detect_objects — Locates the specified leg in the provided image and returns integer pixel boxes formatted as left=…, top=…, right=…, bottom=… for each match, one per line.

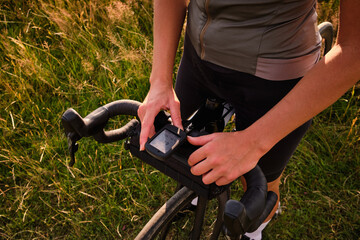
left=218, top=73, right=312, bottom=239
left=239, top=119, right=312, bottom=224
left=264, top=175, right=282, bottom=222
left=175, top=34, right=220, bottom=119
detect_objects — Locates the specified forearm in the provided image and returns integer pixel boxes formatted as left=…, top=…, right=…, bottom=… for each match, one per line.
left=151, top=0, right=187, bottom=86
left=138, top=0, right=187, bottom=148
left=246, top=44, right=360, bottom=154
left=245, top=0, right=360, bottom=154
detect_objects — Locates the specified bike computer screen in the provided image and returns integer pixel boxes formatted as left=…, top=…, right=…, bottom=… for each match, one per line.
left=145, top=124, right=186, bottom=161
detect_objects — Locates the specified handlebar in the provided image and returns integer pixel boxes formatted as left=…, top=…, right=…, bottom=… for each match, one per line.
left=318, top=22, right=334, bottom=56
left=224, top=165, right=278, bottom=238
left=61, top=99, right=141, bottom=166
left=61, top=99, right=277, bottom=238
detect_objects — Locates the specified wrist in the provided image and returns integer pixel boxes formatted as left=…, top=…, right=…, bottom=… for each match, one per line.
left=235, top=126, right=275, bottom=157
left=149, top=71, right=173, bottom=87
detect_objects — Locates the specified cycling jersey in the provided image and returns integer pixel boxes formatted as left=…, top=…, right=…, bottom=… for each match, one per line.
left=187, top=0, right=322, bottom=80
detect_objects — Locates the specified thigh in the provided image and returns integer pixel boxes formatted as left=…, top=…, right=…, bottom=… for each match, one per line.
left=214, top=72, right=310, bottom=182
left=175, top=56, right=207, bottom=119
left=175, top=37, right=219, bottom=119
left=235, top=78, right=312, bottom=182
left=216, top=72, right=301, bottom=130
left=258, top=119, right=311, bottom=182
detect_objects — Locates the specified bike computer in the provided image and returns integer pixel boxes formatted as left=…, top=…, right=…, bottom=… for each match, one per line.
left=145, top=124, right=187, bottom=161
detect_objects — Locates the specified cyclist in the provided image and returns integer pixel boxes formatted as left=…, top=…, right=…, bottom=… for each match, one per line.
left=137, top=0, right=360, bottom=239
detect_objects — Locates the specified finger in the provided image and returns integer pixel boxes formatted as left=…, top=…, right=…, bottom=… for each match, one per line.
left=187, top=134, right=216, bottom=146
left=139, top=112, right=157, bottom=151
left=190, top=158, right=212, bottom=176
left=188, top=143, right=211, bottom=166
left=201, top=163, right=231, bottom=185
left=215, top=167, right=243, bottom=186
left=169, top=102, right=183, bottom=130
left=201, top=170, right=221, bottom=185
left=139, top=124, right=153, bottom=151
left=215, top=176, right=232, bottom=186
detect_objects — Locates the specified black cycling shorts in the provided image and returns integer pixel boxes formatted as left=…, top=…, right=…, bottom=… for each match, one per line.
left=175, top=35, right=312, bottom=182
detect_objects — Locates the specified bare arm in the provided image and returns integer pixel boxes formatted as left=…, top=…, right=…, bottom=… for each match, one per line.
left=246, top=0, right=360, bottom=155
left=188, top=0, right=360, bottom=186
left=138, top=0, right=188, bottom=150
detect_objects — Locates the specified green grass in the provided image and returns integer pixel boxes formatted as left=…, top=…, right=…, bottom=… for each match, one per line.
left=0, top=0, right=359, bottom=239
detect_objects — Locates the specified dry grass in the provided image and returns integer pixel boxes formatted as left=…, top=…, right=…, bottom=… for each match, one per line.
left=0, top=0, right=359, bottom=239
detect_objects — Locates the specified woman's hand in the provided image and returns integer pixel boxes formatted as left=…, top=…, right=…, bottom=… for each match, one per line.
left=137, top=82, right=182, bottom=151
left=137, top=0, right=187, bottom=151
left=187, top=131, right=269, bottom=186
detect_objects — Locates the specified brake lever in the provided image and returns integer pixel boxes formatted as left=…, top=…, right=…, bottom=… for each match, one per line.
left=67, top=132, right=79, bottom=167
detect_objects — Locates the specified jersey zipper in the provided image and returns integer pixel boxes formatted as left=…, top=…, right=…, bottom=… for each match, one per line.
left=199, top=0, right=212, bottom=59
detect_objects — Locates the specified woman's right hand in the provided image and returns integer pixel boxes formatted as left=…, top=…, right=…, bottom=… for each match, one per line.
left=138, top=0, right=187, bottom=150
left=137, top=81, right=183, bottom=151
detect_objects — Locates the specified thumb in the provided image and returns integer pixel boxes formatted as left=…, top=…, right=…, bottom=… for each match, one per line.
left=187, top=134, right=216, bottom=146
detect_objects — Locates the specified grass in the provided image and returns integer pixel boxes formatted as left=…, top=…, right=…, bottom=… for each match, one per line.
left=0, top=0, right=359, bottom=239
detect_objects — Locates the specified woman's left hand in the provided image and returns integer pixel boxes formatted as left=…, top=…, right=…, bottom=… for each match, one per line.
left=187, top=131, right=268, bottom=186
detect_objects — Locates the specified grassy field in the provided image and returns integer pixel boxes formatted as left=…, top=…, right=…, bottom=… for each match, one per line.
left=0, top=0, right=359, bottom=239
